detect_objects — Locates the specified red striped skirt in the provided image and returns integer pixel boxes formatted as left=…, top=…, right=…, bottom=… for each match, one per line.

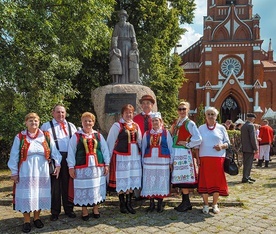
left=198, top=157, right=229, bottom=196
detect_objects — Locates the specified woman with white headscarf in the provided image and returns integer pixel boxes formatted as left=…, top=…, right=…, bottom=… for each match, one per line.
left=141, top=112, right=173, bottom=213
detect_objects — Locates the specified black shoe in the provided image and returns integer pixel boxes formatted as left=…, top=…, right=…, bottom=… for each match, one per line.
left=50, top=214, right=59, bottom=221
left=22, top=222, right=31, bottom=233
left=256, top=159, right=263, bottom=167
left=66, top=211, right=76, bottom=218
left=119, top=194, right=128, bottom=213
left=157, top=199, right=164, bottom=213
left=135, top=196, right=147, bottom=201
left=241, top=179, right=253, bottom=184
left=126, top=194, right=136, bottom=214
left=93, top=212, right=100, bottom=219
left=146, top=199, right=155, bottom=212
left=81, top=215, right=89, bottom=221
left=248, top=177, right=256, bottom=182
left=34, top=219, right=44, bottom=228
left=174, top=194, right=192, bottom=212
left=175, top=204, right=192, bottom=212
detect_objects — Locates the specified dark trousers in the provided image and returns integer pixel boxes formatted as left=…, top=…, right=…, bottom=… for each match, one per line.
left=51, top=152, right=74, bottom=215
left=242, top=152, right=254, bottom=180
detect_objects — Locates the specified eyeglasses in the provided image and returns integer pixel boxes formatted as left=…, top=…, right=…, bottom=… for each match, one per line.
left=178, top=108, right=187, bottom=111
left=207, top=113, right=215, bottom=116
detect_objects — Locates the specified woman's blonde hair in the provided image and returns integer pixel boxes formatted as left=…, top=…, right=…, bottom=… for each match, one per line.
left=25, top=112, right=40, bottom=122
left=178, top=101, right=190, bottom=109
left=81, top=112, right=96, bottom=122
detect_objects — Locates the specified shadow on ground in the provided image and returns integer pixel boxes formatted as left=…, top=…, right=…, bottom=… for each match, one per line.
left=0, top=201, right=215, bottom=234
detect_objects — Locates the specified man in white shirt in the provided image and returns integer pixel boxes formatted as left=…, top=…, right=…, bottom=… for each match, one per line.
left=41, top=104, right=77, bottom=221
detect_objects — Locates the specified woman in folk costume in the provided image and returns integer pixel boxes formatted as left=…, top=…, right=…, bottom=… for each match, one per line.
left=67, top=112, right=110, bottom=221
left=198, top=107, right=230, bottom=214
left=170, top=101, right=202, bottom=212
left=8, top=113, right=62, bottom=233
left=141, top=112, right=173, bottom=213
left=107, top=104, right=142, bottom=214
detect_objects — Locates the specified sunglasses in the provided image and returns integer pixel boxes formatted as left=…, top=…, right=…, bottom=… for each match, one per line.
left=178, top=108, right=187, bottom=111
left=207, top=113, right=215, bottom=116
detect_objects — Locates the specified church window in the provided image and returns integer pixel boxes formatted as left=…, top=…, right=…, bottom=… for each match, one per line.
left=221, top=57, right=241, bottom=77
left=222, top=97, right=237, bottom=110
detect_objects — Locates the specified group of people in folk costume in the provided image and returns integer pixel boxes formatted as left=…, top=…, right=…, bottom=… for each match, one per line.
left=8, top=96, right=231, bottom=233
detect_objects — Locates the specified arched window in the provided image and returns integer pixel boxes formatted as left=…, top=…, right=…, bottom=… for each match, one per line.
left=222, top=96, right=237, bottom=110
left=221, top=96, right=241, bottom=123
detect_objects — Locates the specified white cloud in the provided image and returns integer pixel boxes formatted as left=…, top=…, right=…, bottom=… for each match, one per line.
left=193, top=0, right=206, bottom=25
left=177, top=25, right=202, bottom=52
left=179, top=0, right=206, bottom=51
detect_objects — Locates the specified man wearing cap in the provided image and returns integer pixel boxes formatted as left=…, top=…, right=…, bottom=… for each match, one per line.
left=134, top=95, right=155, bottom=136
left=112, top=9, right=137, bottom=83
left=241, top=113, right=258, bottom=183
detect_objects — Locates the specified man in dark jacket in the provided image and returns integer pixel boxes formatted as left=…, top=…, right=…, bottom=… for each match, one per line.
left=241, top=113, right=258, bottom=183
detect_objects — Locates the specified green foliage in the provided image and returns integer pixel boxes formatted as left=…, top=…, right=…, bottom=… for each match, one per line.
left=227, top=129, right=241, bottom=146
left=0, top=0, right=196, bottom=163
left=227, top=130, right=241, bottom=139
left=0, top=0, right=115, bottom=157
left=217, top=109, right=222, bottom=124
left=196, top=103, right=205, bottom=127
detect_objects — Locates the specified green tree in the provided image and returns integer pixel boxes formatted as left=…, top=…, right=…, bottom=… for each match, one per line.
left=0, top=0, right=115, bottom=157
left=196, top=103, right=205, bottom=127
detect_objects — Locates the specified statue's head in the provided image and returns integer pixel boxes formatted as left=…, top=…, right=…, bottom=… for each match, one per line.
left=118, top=9, right=128, bottom=19
left=132, top=42, right=138, bottom=49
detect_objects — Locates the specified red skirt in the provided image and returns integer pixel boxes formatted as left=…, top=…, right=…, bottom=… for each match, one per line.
left=198, top=157, right=229, bottom=196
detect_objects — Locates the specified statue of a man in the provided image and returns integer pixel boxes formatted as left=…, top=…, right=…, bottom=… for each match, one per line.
left=112, top=9, right=137, bottom=83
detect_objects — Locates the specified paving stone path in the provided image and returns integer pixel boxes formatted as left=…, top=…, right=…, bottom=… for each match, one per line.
left=0, top=156, right=276, bottom=233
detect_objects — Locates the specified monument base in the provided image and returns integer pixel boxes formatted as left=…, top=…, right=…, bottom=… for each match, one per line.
left=91, top=84, right=157, bottom=136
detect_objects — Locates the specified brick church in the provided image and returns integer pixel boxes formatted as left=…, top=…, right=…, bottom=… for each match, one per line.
left=179, top=0, right=276, bottom=123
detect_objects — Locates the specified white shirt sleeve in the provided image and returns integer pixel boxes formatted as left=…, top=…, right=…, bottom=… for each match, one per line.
left=106, top=123, right=120, bottom=157
left=166, top=130, right=174, bottom=164
left=68, top=122, right=77, bottom=135
left=67, top=133, right=78, bottom=168
left=49, top=134, right=62, bottom=166
left=141, top=132, right=148, bottom=165
left=136, top=124, right=142, bottom=150
left=99, top=133, right=111, bottom=165
left=7, top=134, right=20, bottom=176
left=222, top=126, right=230, bottom=145
left=187, top=121, right=202, bottom=148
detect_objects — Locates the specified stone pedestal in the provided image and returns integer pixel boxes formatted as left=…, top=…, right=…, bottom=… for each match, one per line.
left=91, top=84, right=157, bottom=136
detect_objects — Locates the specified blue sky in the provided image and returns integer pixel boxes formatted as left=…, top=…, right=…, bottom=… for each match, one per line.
left=178, top=0, right=276, bottom=58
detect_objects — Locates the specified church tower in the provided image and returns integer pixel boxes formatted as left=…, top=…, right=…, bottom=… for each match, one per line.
left=179, top=0, right=276, bottom=123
